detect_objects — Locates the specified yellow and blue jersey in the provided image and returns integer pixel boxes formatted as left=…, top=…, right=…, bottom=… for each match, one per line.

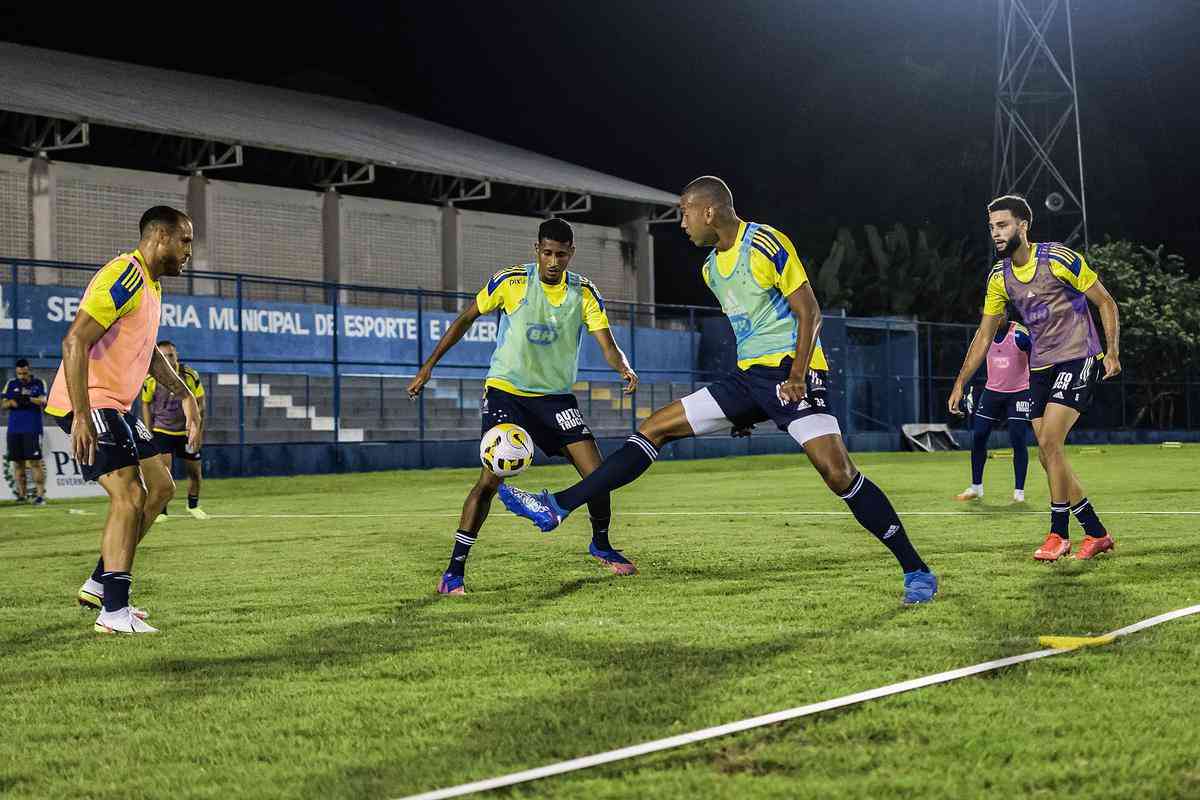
left=476, top=267, right=610, bottom=397
left=983, top=243, right=1097, bottom=316
left=702, top=222, right=828, bottom=371
left=79, top=251, right=162, bottom=329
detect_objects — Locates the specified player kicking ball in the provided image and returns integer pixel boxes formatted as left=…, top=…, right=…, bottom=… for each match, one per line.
left=407, top=218, right=639, bottom=594
left=497, top=177, right=937, bottom=605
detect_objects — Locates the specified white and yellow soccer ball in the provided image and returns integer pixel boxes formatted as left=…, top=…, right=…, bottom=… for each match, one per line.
left=480, top=423, right=535, bottom=477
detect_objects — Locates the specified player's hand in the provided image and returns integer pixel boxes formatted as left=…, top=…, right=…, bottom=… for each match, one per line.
left=777, top=377, right=807, bottom=405
left=948, top=384, right=965, bottom=416
left=731, top=425, right=754, bottom=438
left=183, top=396, right=202, bottom=453
left=620, top=366, right=639, bottom=395
left=71, top=412, right=97, bottom=466
left=1102, top=353, right=1121, bottom=380
left=407, top=368, right=432, bottom=400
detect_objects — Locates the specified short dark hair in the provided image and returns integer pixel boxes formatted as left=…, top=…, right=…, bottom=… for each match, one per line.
left=139, top=206, right=190, bottom=237
left=987, top=194, right=1032, bottom=225
left=157, top=340, right=176, bottom=350
left=681, top=175, right=734, bottom=209
left=15, top=358, right=29, bottom=368
left=538, top=217, right=574, bottom=245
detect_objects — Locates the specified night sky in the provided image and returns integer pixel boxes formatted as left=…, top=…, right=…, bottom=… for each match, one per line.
left=3, top=0, right=1198, bottom=305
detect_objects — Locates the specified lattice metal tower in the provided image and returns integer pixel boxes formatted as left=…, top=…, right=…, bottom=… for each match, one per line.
left=993, top=0, right=1088, bottom=249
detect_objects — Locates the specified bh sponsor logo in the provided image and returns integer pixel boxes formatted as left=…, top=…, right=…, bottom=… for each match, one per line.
left=526, top=324, right=559, bottom=346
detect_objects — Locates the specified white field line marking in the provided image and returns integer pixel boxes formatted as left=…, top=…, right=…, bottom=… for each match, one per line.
left=203, top=510, right=1200, bottom=519
left=394, top=604, right=1200, bottom=800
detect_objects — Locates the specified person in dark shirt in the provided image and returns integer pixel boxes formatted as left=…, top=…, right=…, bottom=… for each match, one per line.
left=3, top=359, right=48, bottom=505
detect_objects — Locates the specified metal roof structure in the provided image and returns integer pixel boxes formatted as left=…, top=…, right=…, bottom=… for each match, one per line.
left=0, top=43, right=679, bottom=211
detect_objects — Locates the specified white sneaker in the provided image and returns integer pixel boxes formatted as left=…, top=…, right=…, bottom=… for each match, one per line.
left=187, top=506, right=210, bottom=520
left=955, top=485, right=983, bottom=501
left=94, top=607, right=159, bottom=634
left=155, top=513, right=171, bottom=522
left=78, top=580, right=149, bottom=619
left=1013, top=489, right=1026, bottom=502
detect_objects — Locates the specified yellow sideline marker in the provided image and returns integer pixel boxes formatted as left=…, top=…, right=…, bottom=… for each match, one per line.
left=1038, top=634, right=1116, bottom=650
left=989, top=451, right=1013, bottom=459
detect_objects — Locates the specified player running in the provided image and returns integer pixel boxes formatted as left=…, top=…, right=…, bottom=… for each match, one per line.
left=949, top=195, right=1120, bottom=561
left=953, top=318, right=1033, bottom=503
left=45, top=206, right=200, bottom=633
left=497, top=177, right=937, bottom=605
left=407, top=218, right=639, bottom=594
left=3, top=359, right=48, bottom=505
left=141, top=340, right=208, bottom=519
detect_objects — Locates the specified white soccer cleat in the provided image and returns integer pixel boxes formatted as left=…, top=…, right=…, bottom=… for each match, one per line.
left=954, top=485, right=983, bottom=501
left=1013, top=489, right=1026, bottom=503
left=78, top=580, right=150, bottom=619
left=187, top=506, right=210, bottom=520
left=155, top=513, right=171, bottom=523
left=94, top=608, right=159, bottom=634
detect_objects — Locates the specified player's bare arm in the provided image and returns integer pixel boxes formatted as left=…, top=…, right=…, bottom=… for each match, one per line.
left=778, top=283, right=822, bottom=404
left=948, top=313, right=1006, bottom=415
left=61, top=309, right=109, bottom=465
left=1085, top=279, right=1121, bottom=379
left=408, top=301, right=484, bottom=398
left=149, top=345, right=200, bottom=452
left=590, top=327, right=638, bottom=395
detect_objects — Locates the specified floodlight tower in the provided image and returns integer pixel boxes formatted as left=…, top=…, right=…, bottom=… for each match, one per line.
left=993, top=0, right=1088, bottom=249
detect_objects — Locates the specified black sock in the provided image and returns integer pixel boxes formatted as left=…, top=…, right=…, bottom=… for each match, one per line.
left=1070, top=497, right=1107, bottom=538
left=161, top=504, right=168, bottom=516
left=188, top=494, right=199, bottom=509
left=447, top=530, right=477, bottom=577
left=839, top=473, right=928, bottom=574
left=554, top=433, right=658, bottom=513
left=1009, top=422, right=1030, bottom=491
left=970, top=419, right=989, bottom=485
left=590, top=514, right=613, bottom=551
left=90, top=557, right=105, bottom=583
left=1050, top=502, right=1070, bottom=538
left=101, top=571, right=131, bottom=613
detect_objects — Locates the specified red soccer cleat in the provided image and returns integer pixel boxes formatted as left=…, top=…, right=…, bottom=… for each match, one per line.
left=1034, top=533, right=1071, bottom=562
left=1073, top=534, right=1114, bottom=560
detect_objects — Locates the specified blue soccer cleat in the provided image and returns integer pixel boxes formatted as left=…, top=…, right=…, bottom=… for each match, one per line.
left=588, top=542, right=638, bottom=576
left=903, top=570, right=938, bottom=605
left=437, top=571, right=465, bottom=595
left=497, top=485, right=565, bottom=532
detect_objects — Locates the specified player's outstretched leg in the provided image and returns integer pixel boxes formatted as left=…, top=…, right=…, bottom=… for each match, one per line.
left=499, top=401, right=693, bottom=532
left=1009, top=418, right=1030, bottom=502
left=957, top=413, right=992, bottom=500
left=438, top=468, right=501, bottom=594
left=563, top=440, right=636, bottom=576
left=803, top=433, right=937, bottom=604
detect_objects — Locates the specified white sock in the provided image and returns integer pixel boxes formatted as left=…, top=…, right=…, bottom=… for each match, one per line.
left=1014, top=489, right=1025, bottom=501
left=971, top=484, right=984, bottom=496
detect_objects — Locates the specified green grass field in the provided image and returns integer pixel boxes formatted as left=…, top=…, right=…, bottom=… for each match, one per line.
left=2, top=444, right=1199, bottom=799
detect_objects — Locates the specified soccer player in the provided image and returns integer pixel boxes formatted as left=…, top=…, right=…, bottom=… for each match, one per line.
left=408, top=218, right=639, bottom=595
left=498, top=177, right=938, bottom=605
left=953, top=317, right=1033, bottom=503
left=948, top=195, right=1120, bottom=561
left=3, top=359, right=48, bottom=505
left=141, top=340, right=207, bottom=519
left=45, top=206, right=200, bottom=634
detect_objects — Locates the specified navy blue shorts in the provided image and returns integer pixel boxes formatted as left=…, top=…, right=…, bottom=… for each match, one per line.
left=153, top=431, right=201, bottom=462
left=699, top=357, right=837, bottom=434
left=1029, top=354, right=1103, bottom=418
left=975, top=388, right=1032, bottom=426
left=55, top=409, right=158, bottom=482
left=480, top=387, right=595, bottom=457
left=6, top=431, right=43, bottom=462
